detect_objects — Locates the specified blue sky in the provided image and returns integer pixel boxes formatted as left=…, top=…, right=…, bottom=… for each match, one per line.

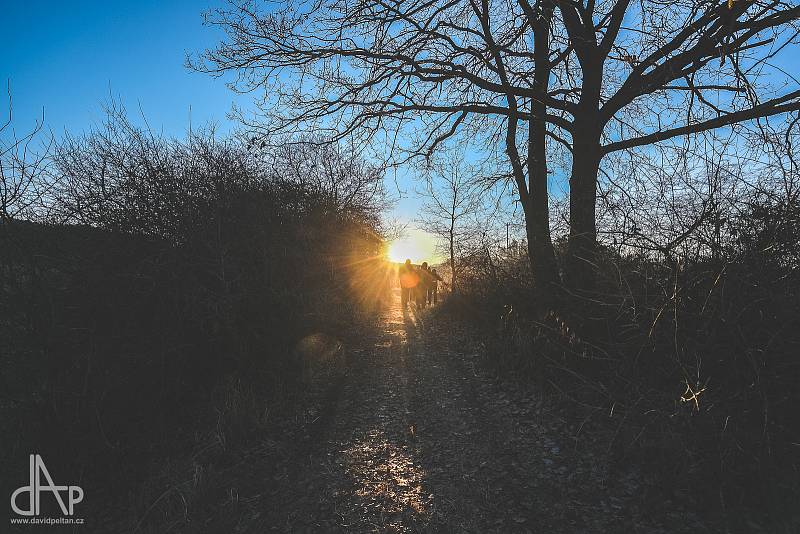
left=3, top=0, right=797, bottom=252
left=1, top=0, right=241, bottom=138
left=0, top=0, right=430, bottom=227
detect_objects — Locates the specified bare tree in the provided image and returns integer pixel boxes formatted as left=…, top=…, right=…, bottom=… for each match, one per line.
left=196, top=0, right=800, bottom=299
left=193, top=0, right=563, bottom=300
left=0, top=84, right=52, bottom=223
left=417, top=149, right=484, bottom=292
left=262, top=137, right=389, bottom=226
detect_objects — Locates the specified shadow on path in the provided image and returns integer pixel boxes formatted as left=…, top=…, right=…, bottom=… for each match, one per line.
left=187, top=289, right=705, bottom=533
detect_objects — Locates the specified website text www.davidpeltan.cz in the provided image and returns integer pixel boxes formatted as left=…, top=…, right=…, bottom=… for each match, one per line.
left=10, top=516, right=85, bottom=526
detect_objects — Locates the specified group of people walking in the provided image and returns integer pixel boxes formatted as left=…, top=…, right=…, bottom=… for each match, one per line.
left=398, top=259, right=443, bottom=309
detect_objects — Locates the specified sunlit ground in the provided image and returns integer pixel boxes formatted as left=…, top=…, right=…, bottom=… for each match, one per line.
left=341, top=428, right=430, bottom=521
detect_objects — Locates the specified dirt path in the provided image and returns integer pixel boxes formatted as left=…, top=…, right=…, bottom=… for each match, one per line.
left=192, top=290, right=703, bottom=533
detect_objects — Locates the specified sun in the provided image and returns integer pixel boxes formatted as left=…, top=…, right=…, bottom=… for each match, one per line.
left=386, top=229, right=442, bottom=264
left=387, top=237, right=421, bottom=263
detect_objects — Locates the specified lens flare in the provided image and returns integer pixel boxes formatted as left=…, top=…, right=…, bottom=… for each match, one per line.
left=385, top=229, right=441, bottom=264
left=387, top=238, right=421, bottom=263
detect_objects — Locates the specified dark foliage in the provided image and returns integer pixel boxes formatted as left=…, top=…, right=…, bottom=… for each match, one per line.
left=0, top=118, right=387, bottom=527
left=445, top=196, right=800, bottom=531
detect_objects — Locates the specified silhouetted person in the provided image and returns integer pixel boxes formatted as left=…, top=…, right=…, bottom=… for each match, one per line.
left=399, top=259, right=419, bottom=307
left=429, top=267, right=442, bottom=305
left=417, top=262, right=433, bottom=309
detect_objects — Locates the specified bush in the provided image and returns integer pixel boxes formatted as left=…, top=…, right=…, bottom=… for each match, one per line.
left=0, top=116, right=389, bottom=524
left=446, top=196, right=800, bottom=529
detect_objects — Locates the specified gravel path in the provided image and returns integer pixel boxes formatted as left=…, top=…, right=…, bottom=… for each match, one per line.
left=178, top=290, right=704, bottom=533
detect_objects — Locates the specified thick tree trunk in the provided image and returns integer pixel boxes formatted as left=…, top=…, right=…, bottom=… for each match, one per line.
left=564, top=128, right=601, bottom=294
left=449, top=223, right=457, bottom=293
left=526, top=226, right=558, bottom=305
left=525, top=1, right=560, bottom=305
left=523, top=179, right=559, bottom=302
